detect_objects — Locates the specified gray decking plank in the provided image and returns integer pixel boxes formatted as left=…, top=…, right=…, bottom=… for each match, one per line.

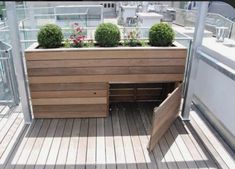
left=25, top=119, right=51, bottom=169
left=34, top=119, right=59, bottom=169
left=104, top=112, right=116, bottom=169
left=190, top=113, right=230, bottom=169
left=65, top=119, right=81, bottom=169
left=175, top=119, right=208, bottom=169
left=118, top=104, right=137, bottom=169
left=96, top=118, right=106, bottom=169
left=169, top=123, right=199, bottom=169
left=111, top=104, right=127, bottom=169
left=86, top=118, right=96, bottom=169
left=126, top=104, right=148, bottom=169
left=55, top=119, right=74, bottom=169
left=15, top=120, right=43, bottom=169
left=0, top=114, right=26, bottom=169
left=44, top=119, right=66, bottom=169
left=76, top=119, right=88, bottom=169
left=131, top=104, right=159, bottom=169
left=0, top=113, right=22, bottom=158
left=139, top=103, right=168, bottom=169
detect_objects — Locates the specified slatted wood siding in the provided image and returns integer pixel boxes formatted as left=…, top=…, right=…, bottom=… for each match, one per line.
left=25, top=43, right=187, bottom=118
left=110, top=83, right=175, bottom=103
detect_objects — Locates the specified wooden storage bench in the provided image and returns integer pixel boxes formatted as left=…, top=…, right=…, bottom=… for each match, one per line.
left=25, top=42, right=187, bottom=118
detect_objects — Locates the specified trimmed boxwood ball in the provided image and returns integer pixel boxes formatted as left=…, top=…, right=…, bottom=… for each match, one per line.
left=149, top=23, right=175, bottom=46
left=95, top=23, right=120, bottom=47
left=37, top=24, right=63, bottom=48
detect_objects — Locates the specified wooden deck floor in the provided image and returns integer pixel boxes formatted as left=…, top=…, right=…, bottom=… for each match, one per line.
left=0, top=103, right=234, bottom=169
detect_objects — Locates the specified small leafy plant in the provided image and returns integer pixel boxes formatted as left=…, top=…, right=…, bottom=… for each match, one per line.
left=95, top=23, right=120, bottom=47
left=37, top=24, right=63, bottom=48
left=64, top=39, right=71, bottom=48
left=124, top=28, right=141, bottom=47
left=149, top=23, right=175, bottom=46
left=70, top=23, right=86, bottom=47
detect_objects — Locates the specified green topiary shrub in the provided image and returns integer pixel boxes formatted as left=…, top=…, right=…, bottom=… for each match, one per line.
left=95, top=23, right=120, bottom=47
left=37, top=24, right=63, bottom=48
left=149, top=23, right=175, bottom=46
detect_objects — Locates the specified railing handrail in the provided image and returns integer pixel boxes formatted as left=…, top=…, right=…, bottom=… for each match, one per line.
left=0, top=41, right=12, bottom=52
left=175, top=7, right=235, bottom=24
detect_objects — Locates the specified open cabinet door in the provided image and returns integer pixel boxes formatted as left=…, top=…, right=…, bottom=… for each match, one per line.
left=148, top=83, right=182, bottom=152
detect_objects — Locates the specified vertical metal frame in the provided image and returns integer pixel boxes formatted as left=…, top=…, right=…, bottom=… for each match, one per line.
left=6, top=2, right=32, bottom=124
left=0, top=42, right=20, bottom=105
left=181, top=2, right=209, bottom=120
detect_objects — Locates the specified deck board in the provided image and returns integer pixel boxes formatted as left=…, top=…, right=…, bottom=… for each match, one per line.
left=86, top=118, right=96, bottom=169
left=15, top=120, right=43, bottom=169
left=0, top=103, right=234, bottom=169
left=45, top=119, right=66, bottom=169
left=118, top=104, right=137, bottom=169
left=65, top=119, right=81, bottom=169
left=189, top=111, right=234, bottom=169
left=34, top=119, right=58, bottom=169
left=96, top=118, right=106, bottom=169
left=24, top=119, right=51, bottom=169
left=169, top=124, right=199, bottom=169
left=104, top=114, right=116, bottom=169
left=55, top=119, right=73, bottom=169
left=76, top=119, right=88, bottom=169
left=111, top=105, right=127, bottom=169
left=125, top=104, right=148, bottom=169
left=139, top=103, right=169, bottom=169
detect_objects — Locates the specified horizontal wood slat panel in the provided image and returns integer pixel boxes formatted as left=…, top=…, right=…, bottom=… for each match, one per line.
left=26, top=59, right=186, bottom=68
left=27, top=66, right=185, bottom=76
left=33, top=111, right=108, bottom=118
left=33, top=104, right=107, bottom=112
left=110, top=88, right=162, bottom=96
left=32, top=97, right=107, bottom=105
left=30, top=83, right=108, bottom=91
left=110, top=95, right=162, bottom=100
left=28, top=74, right=184, bottom=84
left=136, top=88, right=162, bottom=95
left=31, top=90, right=107, bottom=98
left=110, top=83, right=165, bottom=88
left=26, top=49, right=187, bottom=60
left=110, top=96, right=163, bottom=102
left=110, top=89, right=134, bottom=96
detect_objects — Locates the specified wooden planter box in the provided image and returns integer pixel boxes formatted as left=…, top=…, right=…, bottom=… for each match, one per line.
left=25, top=42, right=187, bottom=118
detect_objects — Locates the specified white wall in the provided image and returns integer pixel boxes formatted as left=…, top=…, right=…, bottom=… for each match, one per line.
left=194, top=60, right=235, bottom=136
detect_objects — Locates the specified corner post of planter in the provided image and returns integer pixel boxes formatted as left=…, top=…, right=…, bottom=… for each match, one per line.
left=6, top=2, right=32, bottom=124
left=181, top=2, right=209, bottom=120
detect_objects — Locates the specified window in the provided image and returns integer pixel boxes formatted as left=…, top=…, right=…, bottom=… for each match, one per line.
left=112, top=3, right=114, bottom=8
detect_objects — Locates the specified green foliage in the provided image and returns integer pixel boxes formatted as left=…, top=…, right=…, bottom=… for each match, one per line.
left=149, top=23, right=175, bottom=46
left=140, top=40, right=148, bottom=47
left=124, top=28, right=141, bottom=47
left=37, top=24, right=63, bottom=48
left=86, top=40, right=95, bottom=48
left=95, top=23, right=120, bottom=47
left=64, top=39, right=71, bottom=48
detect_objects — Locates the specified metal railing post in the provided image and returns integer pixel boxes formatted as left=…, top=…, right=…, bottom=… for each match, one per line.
left=181, top=2, right=209, bottom=120
left=6, top=1, right=32, bottom=124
